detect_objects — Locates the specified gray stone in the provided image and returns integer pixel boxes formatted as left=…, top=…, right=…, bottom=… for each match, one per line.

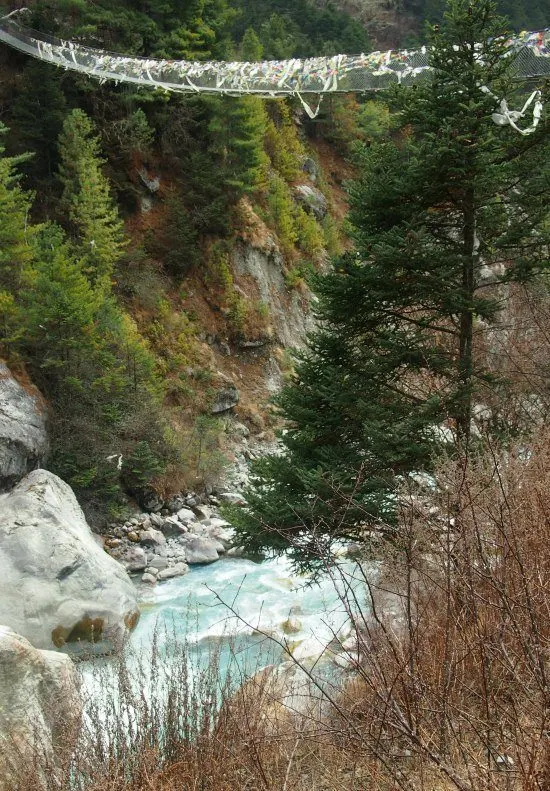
left=141, top=489, right=164, bottom=513
left=161, top=517, right=187, bottom=538
left=211, top=385, right=240, bottom=415
left=150, top=555, right=168, bottom=571
left=282, top=615, right=302, bottom=635
left=139, top=528, right=166, bottom=548
left=146, top=567, right=159, bottom=577
left=120, top=546, right=147, bottom=572
left=0, top=626, right=81, bottom=790
left=193, top=504, right=212, bottom=520
left=141, top=573, right=157, bottom=585
left=293, top=184, right=328, bottom=220
left=176, top=507, right=197, bottom=524
left=157, top=562, right=189, bottom=581
left=181, top=535, right=220, bottom=565
left=0, top=363, right=49, bottom=491
left=302, top=157, right=319, bottom=182
left=149, top=513, right=164, bottom=528
left=232, top=421, right=250, bottom=438
left=138, top=167, right=161, bottom=193
left=0, top=470, right=139, bottom=653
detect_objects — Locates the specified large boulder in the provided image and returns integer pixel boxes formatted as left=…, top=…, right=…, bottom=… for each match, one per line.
left=0, top=626, right=81, bottom=790
left=211, top=384, right=240, bottom=414
left=293, top=184, right=328, bottom=220
left=0, top=363, right=49, bottom=491
left=0, top=470, right=139, bottom=653
left=180, top=534, right=220, bottom=564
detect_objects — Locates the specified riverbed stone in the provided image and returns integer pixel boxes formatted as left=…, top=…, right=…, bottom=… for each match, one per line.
left=180, top=535, right=220, bottom=564
left=0, top=470, right=139, bottom=653
left=176, top=507, right=197, bottom=524
left=139, top=528, right=166, bottom=547
left=218, top=492, right=247, bottom=506
left=157, top=562, right=189, bottom=581
left=120, top=546, right=147, bottom=572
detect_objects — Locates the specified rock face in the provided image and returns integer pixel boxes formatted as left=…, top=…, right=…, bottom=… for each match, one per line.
left=0, top=626, right=81, bottom=790
left=0, top=363, right=49, bottom=491
left=232, top=240, right=314, bottom=349
left=0, top=470, right=139, bottom=652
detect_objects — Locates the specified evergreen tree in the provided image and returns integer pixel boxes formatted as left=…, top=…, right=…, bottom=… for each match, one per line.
left=58, top=109, right=125, bottom=285
left=10, top=61, right=67, bottom=186
left=240, top=26, right=263, bottom=61
left=0, top=125, right=35, bottom=357
left=231, top=0, right=550, bottom=570
left=207, top=95, right=269, bottom=198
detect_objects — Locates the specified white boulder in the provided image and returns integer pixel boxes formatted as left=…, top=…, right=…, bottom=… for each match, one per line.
left=0, top=626, right=81, bottom=790
left=176, top=507, right=197, bottom=524
left=157, top=562, right=189, bottom=581
left=181, top=534, right=220, bottom=564
left=0, top=470, right=139, bottom=652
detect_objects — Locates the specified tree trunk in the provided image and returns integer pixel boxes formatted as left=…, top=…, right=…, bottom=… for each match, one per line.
left=457, top=185, right=475, bottom=450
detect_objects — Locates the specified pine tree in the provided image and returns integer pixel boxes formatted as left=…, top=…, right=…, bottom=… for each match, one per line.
left=240, top=26, right=263, bottom=61
left=58, top=109, right=125, bottom=285
left=0, top=125, right=35, bottom=357
left=207, top=95, right=269, bottom=198
left=231, top=0, right=550, bottom=570
left=11, top=61, right=67, bottom=185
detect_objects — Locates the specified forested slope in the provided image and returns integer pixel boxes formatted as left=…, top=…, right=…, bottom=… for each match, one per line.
left=0, top=0, right=378, bottom=522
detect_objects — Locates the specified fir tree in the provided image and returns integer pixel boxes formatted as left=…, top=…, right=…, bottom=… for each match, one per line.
left=58, top=109, right=125, bottom=285
left=10, top=61, right=67, bottom=185
left=240, top=26, right=263, bottom=61
left=0, top=125, right=35, bottom=357
left=207, top=95, right=268, bottom=198
left=231, top=0, right=550, bottom=570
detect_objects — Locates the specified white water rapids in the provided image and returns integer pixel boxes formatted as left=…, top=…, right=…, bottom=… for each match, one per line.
left=79, top=554, right=370, bottom=711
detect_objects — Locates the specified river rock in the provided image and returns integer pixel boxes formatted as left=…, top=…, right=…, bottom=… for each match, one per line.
left=120, top=546, right=147, bottom=572
left=180, top=535, right=220, bottom=564
left=293, top=184, right=327, bottom=220
left=161, top=516, right=187, bottom=537
left=157, top=562, right=189, bottom=581
left=150, top=555, right=168, bottom=571
left=0, top=470, right=139, bottom=652
left=0, top=626, right=81, bottom=790
left=141, top=573, right=157, bottom=585
left=139, top=528, right=166, bottom=548
left=0, top=363, right=49, bottom=492
left=176, top=507, right=197, bottom=524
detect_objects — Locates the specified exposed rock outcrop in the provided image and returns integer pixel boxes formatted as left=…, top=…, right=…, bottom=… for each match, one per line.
left=211, top=383, right=240, bottom=414
left=0, top=363, right=49, bottom=491
left=293, top=184, right=328, bottom=220
left=0, top=470, right=139, bottom=653
left=232, top=240, right=314, bottom=349
left=0, top=626, right=81, bottom=790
